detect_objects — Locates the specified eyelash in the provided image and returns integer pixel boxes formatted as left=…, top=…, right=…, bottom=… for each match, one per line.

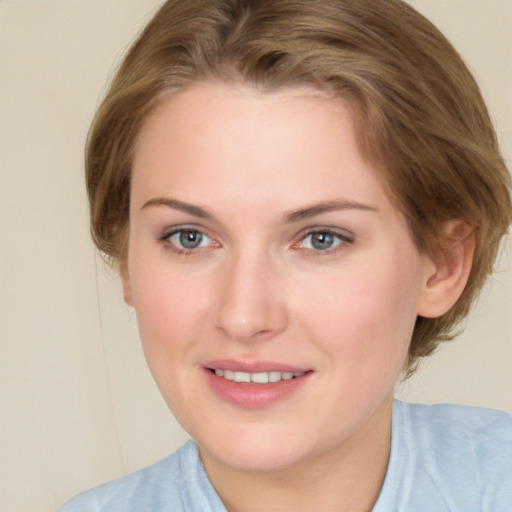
left=158, top=227, right=353, bottom=256
left=293, top=228, right=353, bottom=256
left=158, top=227, right=217, bottom=255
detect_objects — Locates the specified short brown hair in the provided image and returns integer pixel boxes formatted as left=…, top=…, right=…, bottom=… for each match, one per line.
left=86, top=0, right=511, bottom=372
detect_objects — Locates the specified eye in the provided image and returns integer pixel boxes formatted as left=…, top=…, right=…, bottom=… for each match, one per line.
left=297, top=229, right=352, bottom=253
left=163, top=228, right=215, bottom=253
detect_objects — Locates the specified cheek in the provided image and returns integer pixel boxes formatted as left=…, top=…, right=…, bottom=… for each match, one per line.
left=296, top=256, right=420, bottom=370
left=129, top=263, right=215, bottom=418
left=129, top=260, right=210, bottom=357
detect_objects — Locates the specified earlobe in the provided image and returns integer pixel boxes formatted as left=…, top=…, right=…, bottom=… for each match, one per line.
left=417, top=221, right=475, bottom=318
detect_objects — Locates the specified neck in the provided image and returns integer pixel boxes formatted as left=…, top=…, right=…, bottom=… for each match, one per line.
left=200, top=396, right=393, bottom=512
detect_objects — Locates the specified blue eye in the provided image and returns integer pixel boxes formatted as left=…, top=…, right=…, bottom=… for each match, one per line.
left=300, top=230, right=350, bottom=252
left=166, top=229, right=212, bottom=251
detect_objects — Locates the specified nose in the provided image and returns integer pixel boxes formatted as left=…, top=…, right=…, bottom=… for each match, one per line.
left=215, top=249, right=289, bottom=343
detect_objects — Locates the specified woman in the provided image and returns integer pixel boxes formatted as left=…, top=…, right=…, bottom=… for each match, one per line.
left=58, top=0, right=512, bottom=510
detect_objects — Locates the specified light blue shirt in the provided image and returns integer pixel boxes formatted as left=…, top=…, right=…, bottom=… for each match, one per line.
left=57, top=401, right=512, bottom=511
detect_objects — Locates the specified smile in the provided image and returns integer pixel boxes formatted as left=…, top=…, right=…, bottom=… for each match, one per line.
left=204, top=363, right=311, bottom=408
left=211, top=369, right=305, bottom=384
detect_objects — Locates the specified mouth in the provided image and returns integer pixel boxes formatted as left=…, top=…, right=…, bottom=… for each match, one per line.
left=203, top=361, right=312, bottom=408
left=207, top=368, right=306, bottom=384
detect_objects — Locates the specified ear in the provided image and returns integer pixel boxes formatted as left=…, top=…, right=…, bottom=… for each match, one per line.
left=417, top=220, right=475, bottom=318
left=120, top=262, right=134, bottom=307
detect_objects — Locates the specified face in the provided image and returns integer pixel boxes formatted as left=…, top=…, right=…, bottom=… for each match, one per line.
left=124, top=81, right=433, bottom=474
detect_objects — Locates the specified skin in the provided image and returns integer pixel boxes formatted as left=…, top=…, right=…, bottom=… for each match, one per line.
left=122, top=81, right=472, bottom=511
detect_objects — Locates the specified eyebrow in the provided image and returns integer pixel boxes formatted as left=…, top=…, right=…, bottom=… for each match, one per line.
left=284, top=200, right=378, bottom=223
left=141, top=198, right=213, bottom=218
left=141, top=197, right=378, bottom=222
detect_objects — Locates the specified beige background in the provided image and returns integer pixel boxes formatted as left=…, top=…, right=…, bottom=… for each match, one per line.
left=1, top=1, right=511, bottom=510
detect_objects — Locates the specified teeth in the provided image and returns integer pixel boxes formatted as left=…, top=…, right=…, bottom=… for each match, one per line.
left=269, top=371, right=282, bottom=383
left=234, top=371, right=251, bottom=383
left=251, top=372, right=269, bottom=384
left=212, top=369, right=305, bottom=383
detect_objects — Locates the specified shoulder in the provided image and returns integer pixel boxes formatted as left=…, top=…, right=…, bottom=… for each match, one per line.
left=56, top=441, right=225, bottom=512
left=56, top=448, right=183, bottom=512
left=386, top=401, right=512, bottom=511
left=396, top=400, right=512, bottom=450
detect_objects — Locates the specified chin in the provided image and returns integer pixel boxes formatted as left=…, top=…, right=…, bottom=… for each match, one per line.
left=196, top=421, right=322, bottom=474
left=205, top=445, right=306, bottom=474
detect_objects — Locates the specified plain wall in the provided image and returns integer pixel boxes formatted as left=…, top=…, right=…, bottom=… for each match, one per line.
left=0, top=1, right=510, bottom=510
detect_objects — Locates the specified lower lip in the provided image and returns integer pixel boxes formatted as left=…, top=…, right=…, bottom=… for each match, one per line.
left=204, top=369, right=311, bottom=409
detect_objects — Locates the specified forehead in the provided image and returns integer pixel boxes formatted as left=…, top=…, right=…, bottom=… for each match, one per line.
left=136, top=81, right=349, bottom=154
left=131, top=81, right=394, bottom=218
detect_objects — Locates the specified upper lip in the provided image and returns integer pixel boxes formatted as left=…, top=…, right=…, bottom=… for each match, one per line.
left=203, top=359, right=310, bottom=373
